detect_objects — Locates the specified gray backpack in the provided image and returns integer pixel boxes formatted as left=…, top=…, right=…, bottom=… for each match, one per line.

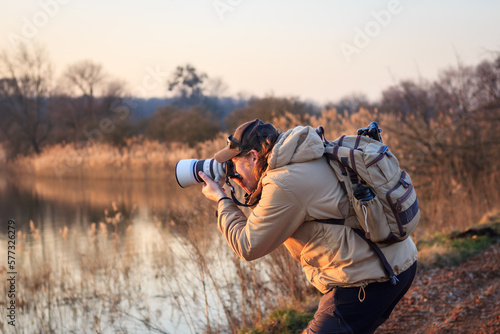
left=316, top=122, right=420, bottom=244
left=316, top=122, right=420, bottom=245
left=316, top=123, right=420, bottom=285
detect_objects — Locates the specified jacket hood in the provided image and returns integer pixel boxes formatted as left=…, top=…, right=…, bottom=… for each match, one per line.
left=268, top=126, right=325, bottom=170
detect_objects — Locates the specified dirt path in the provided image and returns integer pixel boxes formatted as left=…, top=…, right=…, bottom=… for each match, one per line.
left=377, top=244, right=500, bottom=333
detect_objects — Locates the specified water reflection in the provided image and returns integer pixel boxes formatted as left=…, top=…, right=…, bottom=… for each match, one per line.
left=0, top=174, right=305, bottom=333
left=0, top=174, right=223, bottom=333
left=0, top=174, right=201, bottom=230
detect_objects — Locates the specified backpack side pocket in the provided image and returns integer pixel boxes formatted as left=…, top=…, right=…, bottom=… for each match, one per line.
left=352, top=196, right=392, bottom=243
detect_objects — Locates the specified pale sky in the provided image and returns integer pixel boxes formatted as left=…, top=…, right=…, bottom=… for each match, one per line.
left=1, top=0, right=499, bottom=104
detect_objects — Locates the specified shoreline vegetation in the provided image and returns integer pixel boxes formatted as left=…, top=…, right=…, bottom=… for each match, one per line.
left=3, top=108, right=499, bottom=332
left=2, top=194, right=497, bottom=333
left=5, top=107, right=500, bottom=234
left=1, top=45, right=499, bottom=333
left=240, top=211, right=500, bottom=334
left=4, top=135, right=226, bottom=181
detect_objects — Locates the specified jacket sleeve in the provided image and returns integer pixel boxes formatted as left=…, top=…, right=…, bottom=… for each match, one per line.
left=217, top=179, right=306, bottom=261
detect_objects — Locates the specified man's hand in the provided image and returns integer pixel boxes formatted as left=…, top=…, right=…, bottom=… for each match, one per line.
left=198, top=171, right=227, bottom=202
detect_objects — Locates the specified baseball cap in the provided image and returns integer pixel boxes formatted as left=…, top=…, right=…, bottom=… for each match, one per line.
left=214, top=119, right=276, bottom=163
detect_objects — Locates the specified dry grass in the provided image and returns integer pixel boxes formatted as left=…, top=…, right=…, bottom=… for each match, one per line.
left=0, top=197, right=308, bottom=333
left=2, top=108, right=499, bottom=332
left=7, top=134, right=227, bottom=180
left=7, top=107, right=500, bottom=234
left=417, top=243, right=455, bottom=267
left=0, top=205, right=158, bottom=333
left=272, top=108, right=500, bottom=235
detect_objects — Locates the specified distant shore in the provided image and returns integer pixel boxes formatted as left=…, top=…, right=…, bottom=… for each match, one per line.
left=5, top=135, right=227, bottom=180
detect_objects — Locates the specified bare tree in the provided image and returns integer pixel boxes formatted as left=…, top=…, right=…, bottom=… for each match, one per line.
left=50, top=78, right=130, bottom=145
left=102, top=79, right=127, bottom=99
left=63, top=59, right=106, bottom=119
left=475, top=59, right=500, bottom=106
left=0, top=43, right=53, bottom=156
left=64, top=59, right=105, bottom=96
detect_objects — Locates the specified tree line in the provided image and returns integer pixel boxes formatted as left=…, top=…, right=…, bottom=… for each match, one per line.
left=1, top=43, right=499, bottom=164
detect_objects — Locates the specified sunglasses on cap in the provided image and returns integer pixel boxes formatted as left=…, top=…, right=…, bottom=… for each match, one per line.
left=227, top=134, right=252, bottom=153
left=226, top=134, right=241, bottom=150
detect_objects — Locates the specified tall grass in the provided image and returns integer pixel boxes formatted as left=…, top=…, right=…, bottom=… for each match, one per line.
left=271, top=108, right=500, bottom=236
left=7, top=135, right=227, bottom=180
left=3, top=107, right=499, bottom=332
left=0, top=194, right=312, bottom=333
left=0, top=204, right=173, bottom=333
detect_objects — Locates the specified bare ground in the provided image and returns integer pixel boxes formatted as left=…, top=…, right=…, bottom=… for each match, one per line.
left=377, top=244, right=500, bottom=334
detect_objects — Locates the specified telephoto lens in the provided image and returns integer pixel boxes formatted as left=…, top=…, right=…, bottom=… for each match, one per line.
left=175, top=159, right=226, bottom=188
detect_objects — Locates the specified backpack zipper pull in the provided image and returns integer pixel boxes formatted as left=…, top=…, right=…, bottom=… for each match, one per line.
left=400, top=179, right=410, bottom=188
left=395, top=200, right=402, bottom=212
left=361, top=202, right=371, bottom=240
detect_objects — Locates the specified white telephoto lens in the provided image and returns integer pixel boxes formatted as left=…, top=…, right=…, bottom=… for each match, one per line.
left=175, top=159, right=198, bottom=188
left=175, top=159, right=226, bottom=188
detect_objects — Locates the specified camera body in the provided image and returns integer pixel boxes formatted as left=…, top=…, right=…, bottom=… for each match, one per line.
left=357, top=121, right=382, bottom=143
left=175, top=158, right=239, bottom=188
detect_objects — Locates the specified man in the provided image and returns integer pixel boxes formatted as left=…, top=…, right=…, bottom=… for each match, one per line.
left=199, top=119, right=417, bottom=333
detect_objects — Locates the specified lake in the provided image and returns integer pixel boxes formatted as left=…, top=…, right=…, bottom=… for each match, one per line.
left=0, top=173, right=300, bottom=333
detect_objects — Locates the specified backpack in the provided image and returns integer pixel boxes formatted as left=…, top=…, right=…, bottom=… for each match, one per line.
left=316, top=122, right=420, bottom=245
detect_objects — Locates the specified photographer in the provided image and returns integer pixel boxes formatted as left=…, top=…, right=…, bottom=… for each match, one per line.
left=199, top=119, right=417, bottom=334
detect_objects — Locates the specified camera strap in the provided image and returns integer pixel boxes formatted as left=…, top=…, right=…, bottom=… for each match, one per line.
left=225, top=178, right=258, bottom=208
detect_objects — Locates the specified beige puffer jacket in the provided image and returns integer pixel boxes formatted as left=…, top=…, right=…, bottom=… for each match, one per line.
left=217, top=125, right=418, bottom=293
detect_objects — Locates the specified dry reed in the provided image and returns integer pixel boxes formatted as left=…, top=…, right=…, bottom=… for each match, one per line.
left=2, top=107, right=499, bottom=333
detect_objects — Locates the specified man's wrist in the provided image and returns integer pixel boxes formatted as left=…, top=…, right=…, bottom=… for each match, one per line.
left=217, top=196, right=232, bottom=204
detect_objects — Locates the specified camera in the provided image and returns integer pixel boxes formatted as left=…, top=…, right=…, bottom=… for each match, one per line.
left=357, top=121, right=382, bottom=143
left=175, top=158, right=239, bottom=188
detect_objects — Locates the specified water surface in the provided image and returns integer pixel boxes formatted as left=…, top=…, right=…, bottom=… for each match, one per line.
left=0, top=174, right=259, bottom=333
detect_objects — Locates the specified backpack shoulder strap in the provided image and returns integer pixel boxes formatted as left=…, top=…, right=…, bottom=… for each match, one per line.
left=351, top=228, right=399, bottom=285
left=315, top=220, right=400, bottom=285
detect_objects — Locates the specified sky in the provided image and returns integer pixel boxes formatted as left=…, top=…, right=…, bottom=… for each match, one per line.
left=1, top=0, right=500, bottom=105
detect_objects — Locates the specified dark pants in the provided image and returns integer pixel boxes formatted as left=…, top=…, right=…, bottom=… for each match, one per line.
left=306, top=261, right=417, bottom=334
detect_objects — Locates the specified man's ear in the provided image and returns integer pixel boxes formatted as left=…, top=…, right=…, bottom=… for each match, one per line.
left=249, top=149, right=259, bottom=163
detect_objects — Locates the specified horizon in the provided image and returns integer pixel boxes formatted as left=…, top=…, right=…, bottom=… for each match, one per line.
left=1, top=0, right=500, bottom=105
